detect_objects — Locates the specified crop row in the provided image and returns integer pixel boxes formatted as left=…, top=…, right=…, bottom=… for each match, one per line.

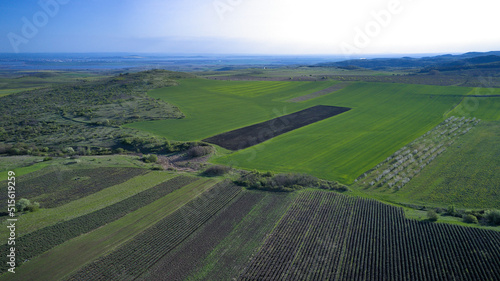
left=239, top=190, right=500, bottom=281
left=0, top=175, right=197, bottom=274
left=356, top=116, right=479, bottom=190
left=66, top=180, right=242, bottom=281
left=0, top=167, right=148, bottom=208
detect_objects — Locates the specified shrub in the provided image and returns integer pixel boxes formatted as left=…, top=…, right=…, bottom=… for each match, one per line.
left=15, top=199, right=40, bottom=212
left=186, top=145, right=213, bottom=158
left=427, top=210, right=438, bottom=222
left=202, top=165, right=231, bottom=177
left=26, top=202, right=40, bottom=212
left=143, top=154, right=158, bottom=163
left=484, top=209, right=500, bottom=225
left=463, top=214, right=478, bottom=224
left=16, top=198, right=31, bottom=212
left=447, top=205, right=456, bottom=216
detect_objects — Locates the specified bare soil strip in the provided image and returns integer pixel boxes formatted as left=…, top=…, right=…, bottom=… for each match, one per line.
left=203, top=105, right=351, bottom=151
left=289, top=82, right=352, bottom=102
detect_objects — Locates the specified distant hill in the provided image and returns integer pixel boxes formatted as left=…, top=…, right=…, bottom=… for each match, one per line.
left=312, top=51, right=500, bottom=71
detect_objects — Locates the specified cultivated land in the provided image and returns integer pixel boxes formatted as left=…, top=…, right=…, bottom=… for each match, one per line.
left=394, top=121, right=500, bottom=209
left=1, top=55, right=500, bottom=280
left=129, top=79, right=473, bottom=183
left=215, top=82, right=470, bottom=183
left=203, top=105, right=351, bottom=150
left=239, top=190, right=500, bottom=281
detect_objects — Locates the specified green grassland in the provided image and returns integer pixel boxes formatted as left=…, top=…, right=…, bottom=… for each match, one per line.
left=391, top=121, right=500, bottom=209
left=448, top=96, right=500, bottom=121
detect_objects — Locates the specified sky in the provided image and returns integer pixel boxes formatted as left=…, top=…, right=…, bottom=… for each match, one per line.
left=1, top=0, right=499, bottom=55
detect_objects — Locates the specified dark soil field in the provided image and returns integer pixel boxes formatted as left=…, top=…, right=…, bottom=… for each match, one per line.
left=203, top=105, right=351, bottom=150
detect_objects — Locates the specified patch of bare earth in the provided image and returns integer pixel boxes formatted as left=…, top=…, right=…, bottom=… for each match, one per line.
left=157, top=153, right=210, bottom=172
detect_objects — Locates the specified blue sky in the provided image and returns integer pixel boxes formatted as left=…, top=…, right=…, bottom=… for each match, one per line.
left=1, top=0, right=500, bottom=54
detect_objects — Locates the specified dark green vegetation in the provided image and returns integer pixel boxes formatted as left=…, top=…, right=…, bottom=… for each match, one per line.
left=239, top=190, right=500, bottom=281
left=235, top=170, right=347, bottom=192
left=0, top=70, right=191, bottom=150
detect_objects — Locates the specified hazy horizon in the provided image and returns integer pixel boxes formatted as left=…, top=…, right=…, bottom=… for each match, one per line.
left=1, top=0, right=500, bottom=55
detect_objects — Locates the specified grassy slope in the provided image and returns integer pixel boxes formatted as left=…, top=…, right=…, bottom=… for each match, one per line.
left=215, top=82, right=467, bottom=183
left=393, top=121, right=500, bottom=209
left=0, top=177, right=218, bottom=281
left=0, top=171, right=176, bottom=242
left=125, top=79, right=337, bottom=141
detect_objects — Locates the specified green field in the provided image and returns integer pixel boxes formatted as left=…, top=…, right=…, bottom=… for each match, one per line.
left=128, top=79, right=469, bottom=183
left=125, top=79, right=338, bottom=141
left=392, top=121, right=500, bottom=208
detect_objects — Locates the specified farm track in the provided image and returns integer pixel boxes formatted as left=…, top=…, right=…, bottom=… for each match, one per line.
left=239, top=190, right=500, bottom=281
left=66, top=181, right=242, bottom=281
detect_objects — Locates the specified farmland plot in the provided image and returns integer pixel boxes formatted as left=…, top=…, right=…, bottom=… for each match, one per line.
left=0, top=167, right=148, bottom=209
left=204, top=105, right=351, bottom=150
left=239, top=190, right=500, bottom=281
left=66, top=181, right=242, bottom=281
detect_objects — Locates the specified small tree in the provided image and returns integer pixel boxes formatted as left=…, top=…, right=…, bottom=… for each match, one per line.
left=427, top=210, right=438, bottom=222
left=447, top=205, right=456, bottom=216
left=26, top=202, right=40, bottom=212
left=16, top=198, right=31, bottom=212
left=143, top=154, right=158, bottom=163
left=463, top=214, right=478, bottom=224
left=485, top=209, right=500, bottom=225
left=202, top=165, right=231, bottom=177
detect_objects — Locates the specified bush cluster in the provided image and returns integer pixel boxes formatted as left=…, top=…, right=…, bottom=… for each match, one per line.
left=202, top=165, right=231, bottom=177
left=142, top=154, right=158, bottom=163
left=16, top=198, right=40, bottom=213
left=186, top=145, right=214, bottom=158
left=235, top=171, right=348, bottom=192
